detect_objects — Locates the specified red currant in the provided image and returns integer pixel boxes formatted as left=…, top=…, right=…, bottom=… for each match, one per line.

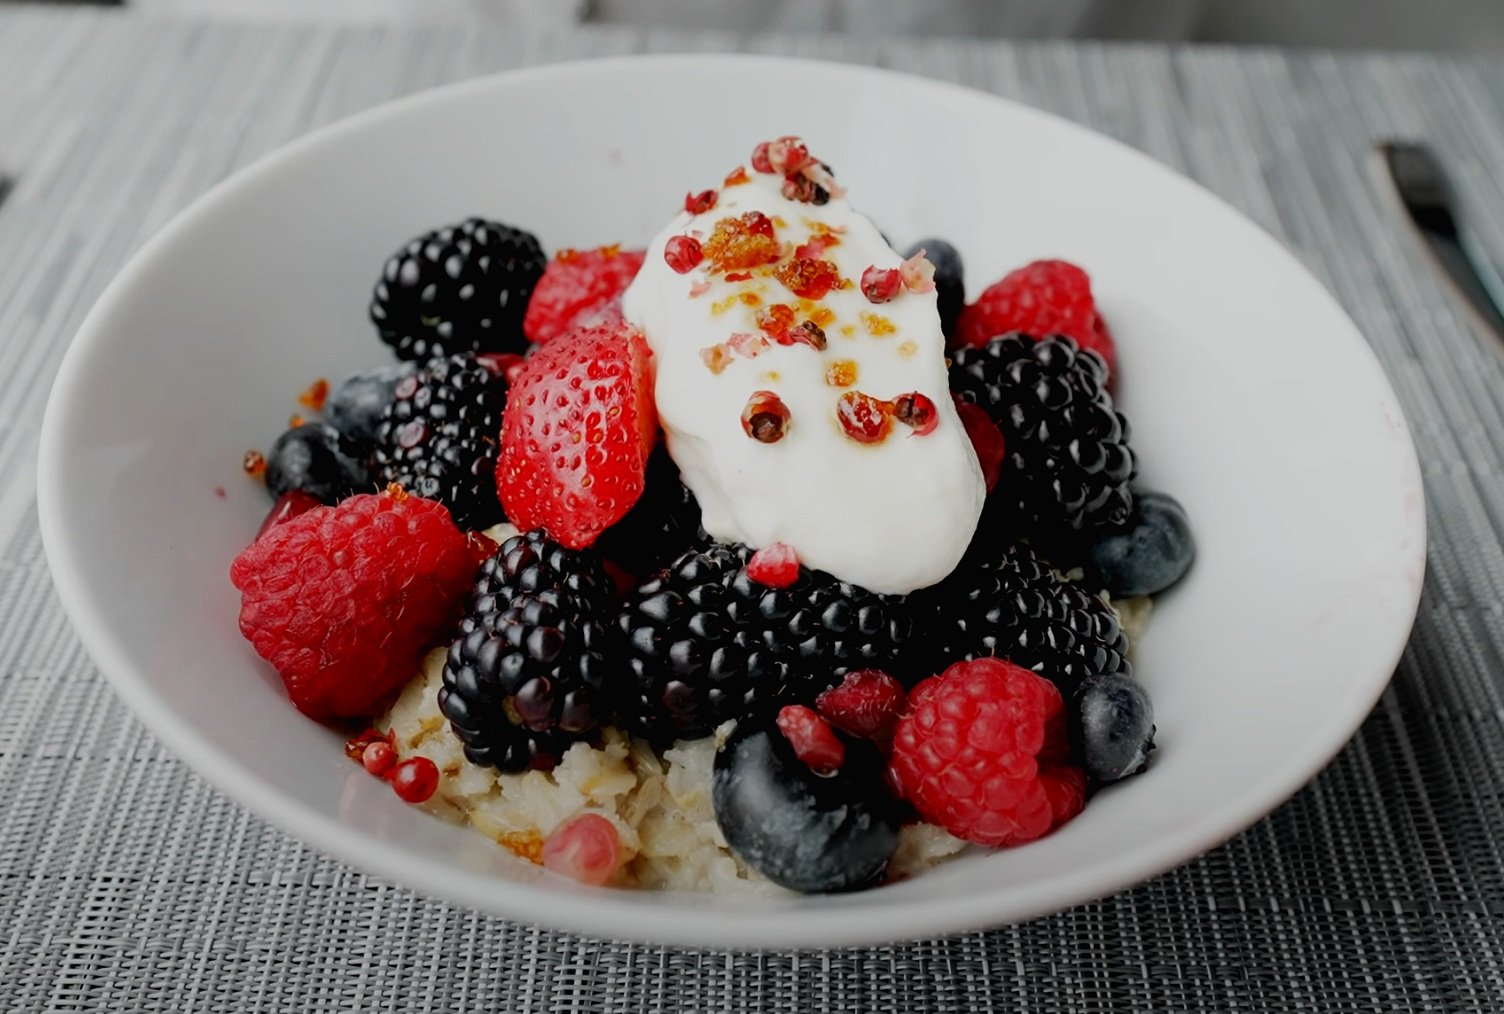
left=362, top=740, right=397, bottom=776
left=747, top=542, right=800, bottom=588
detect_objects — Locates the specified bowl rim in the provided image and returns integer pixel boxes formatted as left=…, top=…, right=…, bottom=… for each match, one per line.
left=37, top=52, right=1426, bottom=949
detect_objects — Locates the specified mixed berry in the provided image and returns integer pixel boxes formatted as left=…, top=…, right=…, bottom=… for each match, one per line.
left=229, top=137, right=1195, bottom=893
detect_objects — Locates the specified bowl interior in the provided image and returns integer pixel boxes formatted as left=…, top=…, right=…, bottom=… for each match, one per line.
left=38, top=56, right=1424, bottom=948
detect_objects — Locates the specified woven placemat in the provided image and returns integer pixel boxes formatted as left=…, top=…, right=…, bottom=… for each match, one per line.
left=2, top=9, right=1503, bottom=1012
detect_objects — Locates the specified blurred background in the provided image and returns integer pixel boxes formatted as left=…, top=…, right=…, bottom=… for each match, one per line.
left=14, top=0, right=1504, bottom=52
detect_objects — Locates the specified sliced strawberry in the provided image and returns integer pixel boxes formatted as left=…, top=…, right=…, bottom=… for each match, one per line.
left=522, top=246, right=646, bottom=345
left=496, top=322, right=657, bottom=548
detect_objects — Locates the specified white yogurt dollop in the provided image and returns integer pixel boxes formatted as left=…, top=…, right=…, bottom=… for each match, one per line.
left=622, top=160, right=984, bottom=594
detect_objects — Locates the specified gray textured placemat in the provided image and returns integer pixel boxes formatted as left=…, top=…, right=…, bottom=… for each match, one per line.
left=3, top=8, right=1504, bottom=1012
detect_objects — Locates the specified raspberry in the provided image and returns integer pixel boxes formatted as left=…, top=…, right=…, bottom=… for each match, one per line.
left=954, top=259, right=1114, bottom=373
left=523, top=246, right=645, bottom=345
left=815, top=669, right=905, bottom=746
left=776, top=705, right=846, bottom=775
left=952, top=398, right=1005, bottom=493
left=888, top=658, right=1085, bottom=847
left=229, top=490, right=479, bottom=720
left=497, top=323, right=657, bottom=549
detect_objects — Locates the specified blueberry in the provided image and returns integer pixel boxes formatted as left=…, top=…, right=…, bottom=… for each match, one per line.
left=264, top=422, right=371, bottom=505
left=1072, top=673, right=1155, bottom=783
left=325, top=362, right=417, bottom=444
left=904, top=238, right=964, bottom=340
left=1087, top=491, right=1195, bottom=598
left=712, top=715, right=901, bottom=893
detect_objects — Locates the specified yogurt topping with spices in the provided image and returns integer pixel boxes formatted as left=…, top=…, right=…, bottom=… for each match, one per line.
left=623, top=140, right=985, bottom=594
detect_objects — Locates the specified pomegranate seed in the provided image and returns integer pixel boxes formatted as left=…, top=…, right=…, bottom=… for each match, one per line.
left=389, top=757, right=439, bottom=804
left=816, top=669, right=906, bottom=747
left=256, top=490, right=322, bottom=539
left=953, top=397, right=1005, bottom=492
left=860, top=266, right=903, bottom=303
left=750, top=141, right=774, bottom=173
left=776, top=705, right=845, bottom=775
left=362, top=741, right=397, bottom=776
left=543, top=812, right=621, bottom=886
left=747, top=542, right=800, bottom=588
left=892, top=392, right=939, bottom=435
left=836, top=391, right=892, bottom=444
left=741, top=391, right=791, bottom=443
left=664, top=235, right=704, bottom=274
left=684, top=189, right=718, bottom=215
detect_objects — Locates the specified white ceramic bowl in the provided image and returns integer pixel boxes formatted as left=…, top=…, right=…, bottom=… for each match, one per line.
left=38, top=56, right=1425, bottom=948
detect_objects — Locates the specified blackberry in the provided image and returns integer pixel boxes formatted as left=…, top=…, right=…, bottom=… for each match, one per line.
left=594, top=445, right=703, bottom=578
left=370, top=217, right=545, bottom=361
left=916, top=540, right=1130, bottom=696
left=373, top=352, right=508, bottom=530
left=438, top=533, right=618, bottom=773
left=621, top=542, right=914, bottom=742
left=950, top=333, right=1135, bottom=542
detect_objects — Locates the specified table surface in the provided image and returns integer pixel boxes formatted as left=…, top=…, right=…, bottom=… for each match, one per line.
left=4, top=7, right=1504, bottom=1012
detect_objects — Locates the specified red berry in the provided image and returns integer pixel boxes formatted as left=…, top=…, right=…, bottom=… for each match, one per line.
left=255, top=490, right=322, bottom=540
left=952, top=398, right=1005, bottom=492
left=954, top=259, right=1114, bottom=373
left=746, top=542, right=800, bottom=588
left=816, top=669, right=906, bottom=747
left=888, top=658, right=1085, bottom=848
left=229, top=490, right=478, bottom=721
left=543, top=812, right=621, bottom=886
left=836, top=391, right=891, bottom=444
left=664, top=235, right=704, bottom=274
left=891, top=392, right=938, bottom=436
left=741, top=390, right=790, bottom=443
left=684, top=189, right=718, bottom=215
left=497, top=322, right=657, bottom=549
left=522, top=246, right=645, bottom=345
left=362, top=740, right=396, bottom=776
left=860, top=266, right=903, bottom=303
left=750, top=141, right=774, bottom=173
left=776, top=705, right=846, bottom=776
left=389, top=757, right=439, bottom=803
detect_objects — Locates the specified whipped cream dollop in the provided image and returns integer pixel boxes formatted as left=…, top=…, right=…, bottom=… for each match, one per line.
left=622, top=149, right=984, bottom=594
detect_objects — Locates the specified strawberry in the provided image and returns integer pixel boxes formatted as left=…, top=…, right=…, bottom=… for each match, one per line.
left=496, top=322, right=657, bottom=548
left=522, top=245, right=646, bottom=345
